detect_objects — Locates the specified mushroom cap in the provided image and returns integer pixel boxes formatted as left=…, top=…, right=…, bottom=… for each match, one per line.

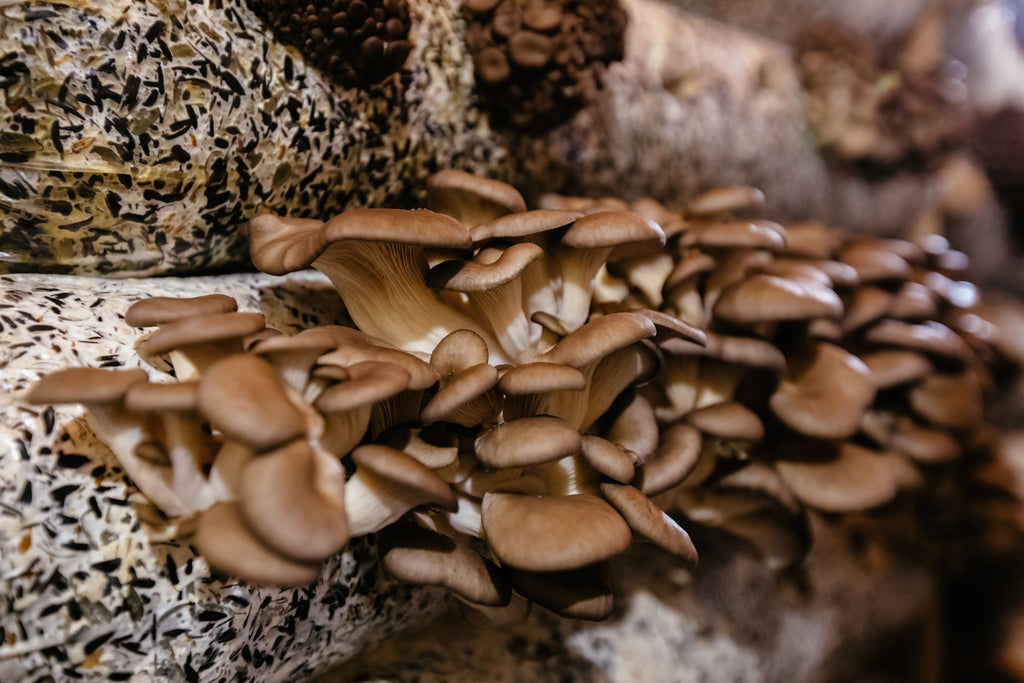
left=124, top=294, right=238, bottom=328
left=774, top=443, right=900, bottom=513
left=713, top=274, right=843, bottom=324
left=579, top=436, right=637, bottom=484
left=314, top=361, right=412, bottom=414
left=498, top=362, right=587, bottom=395
left=145, top=312, right=267, bottom=355
left=351, top=444, right=458, bottom=512
left=637, top=423, right=702, bottom=496
left=908, top=369, right=984, bottom=429
left=124, top=380, right=199, bottom=412
left=238, top=439, right=349, bottom=562
left=430, top=329, right=491, bottom=376
left=685, top=401, right=764, bottom=441
left=427, top=170, right=527, bottom=227
left=318, top=335, right=439, bottom=392
left=197, top=354, right=308, bottom=452
left=420, top=363, right=499, bottom=426
left=861, top=350, right=933, bottom=389
left=839, top=240, right=912, bottom=283
left=543, top=312, right=657, bottom=368
left=506, top=567, right=614, bottom=621
left=685, top=219, right=786, bottom=250
left=599, top=482, right=698, bottom=563
left=560, top=211, right=666, bottom=250
left=863, top=320, right=973, bottom=362
left=685, top=185, right=766, bottom=216
left=28, top=367, right=148, bottom=405
left=842, top=287, right=894, bottom=332
left=379, top=522, right=511, bottom=606
left=474, top=416, right=582, bottom=469
left=481, top=491, right=632, bottom=572
left=769, top=342, right=876, bottom=440
left=470, top=209, right=581, bottom=244
left=193, top=501, right=321, bottom=586
left=781, top=221, right=843, bottom=259
left=427, top=242, right=544, bottom=293
left=250, top=208, right=471, bottom=275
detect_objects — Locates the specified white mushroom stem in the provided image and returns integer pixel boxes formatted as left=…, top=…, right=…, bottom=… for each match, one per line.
left=313, top=241, right=508, bottom=362
left=651, top=354, right=701, bottom=423
left=161, top=411, right=218, bottom=514
left=550, top=245, right=614, bottom=334
left=619, top=252, right=675, bottom=308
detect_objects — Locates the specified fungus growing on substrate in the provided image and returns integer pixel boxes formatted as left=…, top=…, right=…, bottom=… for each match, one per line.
left=462, top=0, right=628, bottom=131
left=247, top=0, right=414, bottom=88
left=29, top=170, right=1017, bottom=622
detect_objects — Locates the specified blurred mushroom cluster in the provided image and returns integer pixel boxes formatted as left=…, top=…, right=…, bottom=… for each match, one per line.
left=29, top=169, right=1023, bottom=621
left=462, top=0, right=627, bottom=131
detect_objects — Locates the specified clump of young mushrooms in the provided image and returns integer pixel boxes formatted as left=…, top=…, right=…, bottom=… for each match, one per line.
left=29, top=169, right=1016, bottom=621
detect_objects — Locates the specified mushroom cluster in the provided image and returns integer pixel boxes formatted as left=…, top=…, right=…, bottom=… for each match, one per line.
left=795, top=21, right=966, bottom=169
left=247, top=0, right=413, bottom=88
left=29, top=169, right=1016, bottom=622
left=462, top=0, right=627, bottom=131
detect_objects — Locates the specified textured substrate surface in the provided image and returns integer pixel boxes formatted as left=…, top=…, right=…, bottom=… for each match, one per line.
left=0, top=272, right=448, bottom=682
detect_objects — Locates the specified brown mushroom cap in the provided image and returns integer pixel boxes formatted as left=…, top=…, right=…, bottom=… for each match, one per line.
left=685, top=401, right=765, bottom=441
left=599, top=482, right=698, bottom=563
left=314, top=361, right=412, bottom=414
left=560, top=211, right=665, bottom=251
left=579, top=436, right=637, bottom=484
left=908, top=369, right=984, bottom=429
left=781, top=221, right=843, bottom=259
left=144, top=312, right=267, bottom=356
left=124, top=294, right=238, bottom=328
left=637, top=423, right=703, bottom=496
left=474, top=416, right=582, bottom=469
left=839, top=240, right=913, bottom=283
left=775, top=443, right=900, bottom=513
left=685, top=219, right=786, bottom=250
left=769, top=342, right=876, bottom=440
left=197, top=354, right=308, bottom=452
left=842, top=287, right=894, bottom=332
left=498, top=362, right=587, bottom=395
left=379, top=522, right=511, bottom=606
left=238, top=439, right=349, bottom=563
left=427, top=242, right=544, bottom=292
left=713, top=274, right=843, bottom=325
left=427, top=170, right=527, bottom=227
left=420, top=363, right=499, bottom=426
left=861, top=350, right=933, bottom=389
left=542, top=312, right=657, bottom=368
left=470, top=209, right=581, bottom=244
left=863, top=320, right=973, bottom=362
left=193, top=501, right=321, bottom=586
left=124, top=380, right=199, bottom=413
left=685, top=185, right=766, bottom=216
left=28, top=367, right=148, bottom=405
left=481, top=491, right=632, bottom=572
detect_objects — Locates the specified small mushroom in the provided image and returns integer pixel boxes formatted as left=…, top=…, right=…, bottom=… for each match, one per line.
left=599, top=482, right=698, bottom=563
left=143, top=311, right=267, bottom=381
left=124, top=294, right=238, bottom=327
left=774, top=443, right=900, bottom=513
left=426, top=170, right=527, bottom=227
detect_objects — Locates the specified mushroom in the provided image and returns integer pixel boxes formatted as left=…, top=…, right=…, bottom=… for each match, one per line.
left=685, top=185, right=766, bottom=216
left=28, top=367, right=201, bottom=515
left=599, top=481, right=698, bottom=563
left=193, top=501, right=321, bottom=586
left=774, top=443, right=900, bottom=513
left=379, top=521, right=511, bottom=607
left=481, top=490, right=632, bottom=571
left=237, top=439, right=350, bottom=563
left=124, top=294, right=238, bottom=327
left=142, top=311, right=267, bottom=381
left=344, top=444, right=458, bottom=536
left=249, top=209, right=505, bottom=361
left=768, top=342, right=876, bottom=440
left=426, top=170, right=527, bottom=228
left=506, top=567, right=614, bottom=621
